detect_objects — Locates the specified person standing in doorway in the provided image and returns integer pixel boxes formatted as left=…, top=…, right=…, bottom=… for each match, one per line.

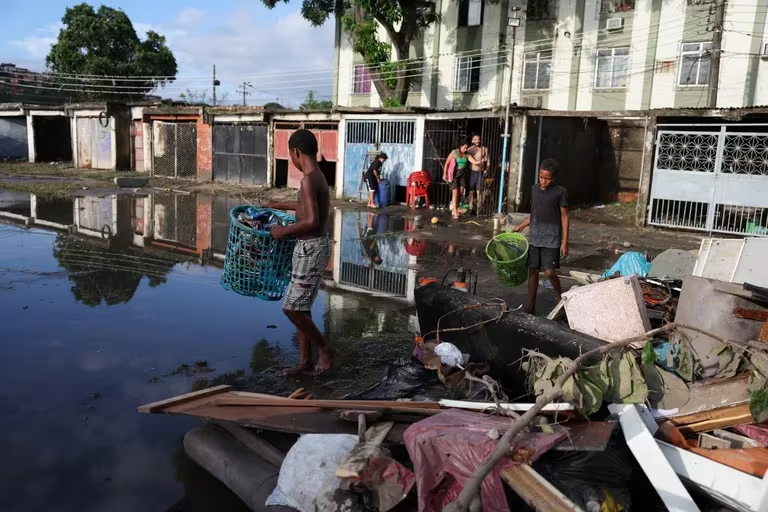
left=512, top=158, right=569, bottom=315
left=267, top=129, right=334, bottom=375
left=467, top=134, right=488, bottom=214
left=443, top=138, right=470, bottom=220
left=365, top=152, right=388, bottom=209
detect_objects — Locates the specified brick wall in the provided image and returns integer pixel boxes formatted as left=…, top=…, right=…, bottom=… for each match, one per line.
left=197, top=119, right=212, bottom=182
left=196, top=193, right=213, bottom=254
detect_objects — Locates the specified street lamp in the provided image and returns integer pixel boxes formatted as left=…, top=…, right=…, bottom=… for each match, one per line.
left=497, top=6, right=522, bottom=214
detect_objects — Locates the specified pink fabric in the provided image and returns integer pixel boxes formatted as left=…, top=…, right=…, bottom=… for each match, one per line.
left=445, top=158, right=456, bottom=183
left=403, top=409, right=567, bottom=512
left=734, top=424, right=768, bottom=446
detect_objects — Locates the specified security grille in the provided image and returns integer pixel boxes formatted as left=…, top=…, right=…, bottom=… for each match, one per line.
left=152, top=193, right=198, bottom=248
left=649, top=125, right=768, bottom=236
left=151, top=121, right=198, bottom=180
left=339, top=261, right=408, bottom=297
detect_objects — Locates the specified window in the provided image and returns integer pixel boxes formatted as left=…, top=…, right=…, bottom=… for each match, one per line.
left=526, top=0, right=557, bottom=20
left=678, top=42, right=711, bottom=86
left=454, top=56, right=480, bottom=92
left=595, top=47, right=630, bottom=88
left=458, top=0, right=484, bottom=27
left=522, top=51, right=552, bottom=90
left=352, top=64, right=372, bottom=94
left=600, top=0, right=635, bottom=12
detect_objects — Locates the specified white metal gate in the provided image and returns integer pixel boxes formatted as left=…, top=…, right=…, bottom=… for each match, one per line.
left=648, top=125, right=768, bottom=236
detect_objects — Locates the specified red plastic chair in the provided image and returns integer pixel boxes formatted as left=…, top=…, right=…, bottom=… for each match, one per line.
left=406, top=171, right=432, bottom=209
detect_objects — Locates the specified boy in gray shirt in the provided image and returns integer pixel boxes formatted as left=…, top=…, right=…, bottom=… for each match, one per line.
left=513, top=158, right=569, bottom=314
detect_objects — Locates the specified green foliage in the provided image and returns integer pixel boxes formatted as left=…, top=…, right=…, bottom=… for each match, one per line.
left=179, top=88, right=229, bottom=106
left=300, top=90, right=333, bottom=110
left=45, top=3, right=178, bottom=99
left=263, top=101, right=286, bottom=110
left=641, top=341, right=656, bottom=366
left=750, top=388, right=768, bottom=423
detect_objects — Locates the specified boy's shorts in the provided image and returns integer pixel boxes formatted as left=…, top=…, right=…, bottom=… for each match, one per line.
left=527, top=246, right=560, bottom=270
left=283, top=235, right=331, bottom=312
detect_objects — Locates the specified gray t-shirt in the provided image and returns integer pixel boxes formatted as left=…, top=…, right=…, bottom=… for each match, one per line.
left=529, top=184, right=568, bottom=249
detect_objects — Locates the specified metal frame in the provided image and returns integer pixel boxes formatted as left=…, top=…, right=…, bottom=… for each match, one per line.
left=648, top=123, right=768, bottom=236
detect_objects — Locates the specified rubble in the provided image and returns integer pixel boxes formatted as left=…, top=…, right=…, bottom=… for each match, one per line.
left=138, top=235, right=768, bottom=512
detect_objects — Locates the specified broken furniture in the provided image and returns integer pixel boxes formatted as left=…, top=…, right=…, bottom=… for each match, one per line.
left=693, top=237, right=768, bottom=289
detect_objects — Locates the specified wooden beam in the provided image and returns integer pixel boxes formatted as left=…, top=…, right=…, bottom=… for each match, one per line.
left=138, top=385, right=232, bottom=413
left=214, top=397, right=441, bottom=411
left=501, top=465, right=583, bottom=512
left=670, top=403, right=753, bottom=435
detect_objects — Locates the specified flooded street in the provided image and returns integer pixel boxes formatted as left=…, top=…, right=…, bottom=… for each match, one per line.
left=0, top=194, right=418, bottom=512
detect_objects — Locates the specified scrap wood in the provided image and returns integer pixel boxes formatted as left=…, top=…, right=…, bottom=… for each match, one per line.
left=215, top=396, right=441, bottom=415
left=442, top=323, right=679, bottom=512
left=336, top=421, right=394, bottom=479
left=688, top=446, right=768, bottom=478
left=500, top=464, right=584, bottom=512
left=670, top=403, right=753, bottom=435
left=138, top=384, right=233, bottom=413
left=733, top=308, right=768, bottom=323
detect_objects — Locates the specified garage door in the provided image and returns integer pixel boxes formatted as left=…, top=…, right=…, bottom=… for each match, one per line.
left=213, top=123, right=268, bottom=185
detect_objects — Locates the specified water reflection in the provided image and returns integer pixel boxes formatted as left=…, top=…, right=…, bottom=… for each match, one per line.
left=0, top=193, right=420, bottom=512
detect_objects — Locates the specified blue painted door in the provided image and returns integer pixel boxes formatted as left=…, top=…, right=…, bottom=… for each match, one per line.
left=342, top=119, right=416, bottom=202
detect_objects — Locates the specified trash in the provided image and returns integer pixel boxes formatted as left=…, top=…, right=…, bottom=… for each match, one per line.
left=693, top=237, right=768, bottom=288
left=648, top=249, right=697, bottom=280
left=434, top=342, right=464, bottom=368
left=404, top=409, right=567, bottom=512
left=601, top=251, right=651, bottom=279
left=609, top=404, right=698, bottom=512
left=562, top=276, right=651, bottom=347
left=265, top=433, right=359, bottom=511
left=622, top=241, right=632, bottom=248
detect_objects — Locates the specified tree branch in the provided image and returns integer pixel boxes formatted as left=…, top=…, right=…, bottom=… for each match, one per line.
left=442, top=323, right=679, bottom=512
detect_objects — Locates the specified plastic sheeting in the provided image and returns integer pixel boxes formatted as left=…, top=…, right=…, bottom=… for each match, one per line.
left=403, top=409, right=567, bottom=512
left=602, top=252, right=652, bottom=279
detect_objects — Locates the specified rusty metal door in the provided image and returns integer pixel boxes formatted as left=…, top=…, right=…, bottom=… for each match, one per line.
left=212, top=123, right=267, bottom=185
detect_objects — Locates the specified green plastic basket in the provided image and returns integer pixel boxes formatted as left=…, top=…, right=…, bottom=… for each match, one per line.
left=485, top=232, right=530, bottom=287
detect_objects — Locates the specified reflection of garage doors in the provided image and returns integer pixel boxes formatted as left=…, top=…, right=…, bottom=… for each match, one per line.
left=213, top=123, right=268, bottom=185
left=212, top=197, right=241, bottom=254
left=153, top=194, right=197, bottom=248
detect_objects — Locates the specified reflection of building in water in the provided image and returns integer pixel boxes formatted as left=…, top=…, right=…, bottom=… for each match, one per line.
left=325, top=293, right=419, bottom=340
left=331, top=209, right=416, bottom=302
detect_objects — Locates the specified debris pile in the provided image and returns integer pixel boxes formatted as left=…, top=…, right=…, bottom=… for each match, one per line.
left=141, top=236, right=768, bottom=512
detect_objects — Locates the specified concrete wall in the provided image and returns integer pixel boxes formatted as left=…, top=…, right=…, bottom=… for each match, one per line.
left=334, top=0, right=768, bottom=110
left=0, top=116, right=28, bottom=159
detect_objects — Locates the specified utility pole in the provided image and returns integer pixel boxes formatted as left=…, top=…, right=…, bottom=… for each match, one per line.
left=212, top=65, right=220, bottom=106
left=707, top=0, right=725, bottom=108
left=236, top=81, right=252, bottom=106
left=497, top=8, right=522, bottom=214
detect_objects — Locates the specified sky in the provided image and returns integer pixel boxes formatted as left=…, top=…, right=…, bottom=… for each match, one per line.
left=1, top=0, right=336, bottom=106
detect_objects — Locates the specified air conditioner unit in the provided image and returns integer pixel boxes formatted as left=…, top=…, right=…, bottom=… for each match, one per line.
left=606, top=17, right=624, bottom=30
left=521, top=96, right=543, bottom=108
left=762, top=42, right=768, bottom=60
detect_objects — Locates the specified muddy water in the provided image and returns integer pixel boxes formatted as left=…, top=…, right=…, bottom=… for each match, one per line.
left=0, top=214, right=415, bottom=511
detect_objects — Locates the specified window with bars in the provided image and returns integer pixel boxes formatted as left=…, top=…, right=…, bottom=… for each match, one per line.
left=595, top=47, right=630, bottom=88
left=454, top=56, right=481, bottom=92
left=522, top=50, right=552, bottom=90
left=526, top=0, right=558, bottom=20
left=600, top=0, right=635, bottom=12
left=352, top=64, right=372, bottom=94
left=458, top=0, right=484, bottom=26
left=678, top=42, right=711, bottom=86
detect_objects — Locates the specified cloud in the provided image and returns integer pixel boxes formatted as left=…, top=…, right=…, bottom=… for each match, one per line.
left=174, top=8, right=205, bottom=27
left=164, top=7, right=336, bottom=106
left=9, top=24, right=61, bottom=60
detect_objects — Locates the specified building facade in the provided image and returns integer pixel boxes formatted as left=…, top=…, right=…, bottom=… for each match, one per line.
left=334, top=0, right=768, bottom=110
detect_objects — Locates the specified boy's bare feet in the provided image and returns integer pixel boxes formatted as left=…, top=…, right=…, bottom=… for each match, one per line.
left=312, top=348, right=335, bottom=375
left=279, top=362, right=312, bottom=377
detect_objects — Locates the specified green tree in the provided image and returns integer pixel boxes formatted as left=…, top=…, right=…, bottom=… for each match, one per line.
left=45, top=3, right=178, bottom=100
left=263, top=101, right=286, bottom=109
left=261, top=0, right=453, bottom=106
left=300, top=90, right=333, bottom=110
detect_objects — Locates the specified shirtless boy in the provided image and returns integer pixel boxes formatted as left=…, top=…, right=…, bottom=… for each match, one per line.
left=267, top=129, right=333, bottom=375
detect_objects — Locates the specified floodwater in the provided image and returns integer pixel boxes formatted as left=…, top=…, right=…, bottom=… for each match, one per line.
left=0, top=193, right=419, bottom=512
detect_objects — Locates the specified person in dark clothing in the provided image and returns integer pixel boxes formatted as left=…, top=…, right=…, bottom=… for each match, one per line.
left=512, top=158, right=569, bottom=315
left=365, top=152, right=388, bottom=209
left=361, top=212, right=383, bottom=265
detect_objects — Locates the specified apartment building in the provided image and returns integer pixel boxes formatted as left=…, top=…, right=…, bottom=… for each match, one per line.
left=333, top=0, right=768, bottom=110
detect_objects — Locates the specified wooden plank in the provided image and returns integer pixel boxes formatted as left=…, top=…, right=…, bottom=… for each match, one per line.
left=733, top=308, right=768, bottom=323
left=215, top=396, right=441, bottom=411
left=688, top=447, right=768, bottom=478
left=138, top=385, right=232, bottom=413
left=501, top=465, right=583, bottom=512
left=670, top=403, right=753, bottom=435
